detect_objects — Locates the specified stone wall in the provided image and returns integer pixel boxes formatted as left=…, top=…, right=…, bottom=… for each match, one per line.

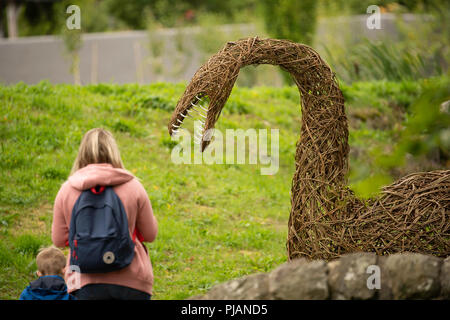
left=191, top=253, right=450, bottom=300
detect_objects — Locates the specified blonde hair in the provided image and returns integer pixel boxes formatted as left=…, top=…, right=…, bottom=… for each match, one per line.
left=36, top=246, right=66, bottom=276
left=71, top=128, right=124, bottom=175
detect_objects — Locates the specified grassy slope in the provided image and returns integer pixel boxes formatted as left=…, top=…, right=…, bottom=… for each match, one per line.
left=0, top=80, right=422, bottom=299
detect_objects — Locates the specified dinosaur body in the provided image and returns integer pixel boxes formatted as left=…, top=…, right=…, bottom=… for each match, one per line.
left=168, top=37, right=449, bottom=260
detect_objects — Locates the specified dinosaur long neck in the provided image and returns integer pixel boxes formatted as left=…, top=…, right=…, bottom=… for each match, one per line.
left=296, top=76, right=349, bottom=186
left=167, top=37, right=351, bottom=259
left=287, top=69, right=350, bottom=259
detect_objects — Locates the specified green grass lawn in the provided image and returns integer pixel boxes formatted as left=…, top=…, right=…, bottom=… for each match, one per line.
left=0, top=79, right=425, bottom=299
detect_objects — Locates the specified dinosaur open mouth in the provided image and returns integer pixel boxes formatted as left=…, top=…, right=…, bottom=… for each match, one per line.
left=169, top=93, right=214, bottom=151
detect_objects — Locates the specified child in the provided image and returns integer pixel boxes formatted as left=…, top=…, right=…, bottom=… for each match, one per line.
left=19, top=246, right=75, bottom=300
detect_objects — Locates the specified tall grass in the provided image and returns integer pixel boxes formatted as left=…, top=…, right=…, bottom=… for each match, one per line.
left=324, top=38, right=442, bottom=83
left=321, top=8, right=449, bottom=83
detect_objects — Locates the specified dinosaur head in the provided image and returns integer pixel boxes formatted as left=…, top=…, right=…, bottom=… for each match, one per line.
left=167, top=67, right=238, bottom=151
left=168, top=39, right=259, bottom=151
left=168, top=37, right=348, bottom=161
left=168, top=91, right=219, bottom=152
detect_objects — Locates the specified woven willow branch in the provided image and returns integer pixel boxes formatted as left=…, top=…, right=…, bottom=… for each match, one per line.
left=168, top=37, right=449, bottom=260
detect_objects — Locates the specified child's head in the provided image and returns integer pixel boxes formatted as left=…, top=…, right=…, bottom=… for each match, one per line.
left=36, top=246, right=66, bottom=277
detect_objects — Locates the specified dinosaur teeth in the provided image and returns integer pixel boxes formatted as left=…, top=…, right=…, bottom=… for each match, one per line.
left=180, top=111, right=192, bottom=118
left=190, top=102, right=207, bottom=118
left=198, top=104, right=209, bottom=112
left=193, top=108, right=207, bottom=118
left=176, top=98, right=209, bottom=144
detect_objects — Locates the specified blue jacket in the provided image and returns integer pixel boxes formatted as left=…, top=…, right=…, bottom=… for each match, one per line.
left=19, top=275, right=76, bottom=300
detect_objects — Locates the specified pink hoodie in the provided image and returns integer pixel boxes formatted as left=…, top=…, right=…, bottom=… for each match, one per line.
left=52, top=163, right=157, bottom=295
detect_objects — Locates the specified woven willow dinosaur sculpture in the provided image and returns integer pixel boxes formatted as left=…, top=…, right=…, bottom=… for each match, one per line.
left=168, top=37, right=449, bottom=260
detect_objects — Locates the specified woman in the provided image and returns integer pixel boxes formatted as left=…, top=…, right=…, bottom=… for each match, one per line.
left=52, top=128, right=157, bottom=300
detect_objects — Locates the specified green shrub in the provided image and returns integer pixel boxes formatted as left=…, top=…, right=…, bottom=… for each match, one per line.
left=261, top=0, right=317, bottom=45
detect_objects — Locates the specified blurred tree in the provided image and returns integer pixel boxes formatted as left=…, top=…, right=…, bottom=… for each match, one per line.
left=64, top=0, right=111, bottom=32
left=105, top=0, right=147, bottom=29
left=6, top=0, right=20, bottom=38
left=319, top=0, right=448, bottom=14
left=105, top=0, right=256, bottom=29
left=0, top=1, right=6, bottom=37
left=260, top=0, right=318, bottom=84
left=354, top=77, right=450, bottom=198
left=378, top=77, right=450, bottom=169
left=18, top=0, right=60, bottom=36
left=261, top=0, right=318, bottom=45
left=10, top=0, right=122, bottom=36
left=3, top=0, right=257, bottom=36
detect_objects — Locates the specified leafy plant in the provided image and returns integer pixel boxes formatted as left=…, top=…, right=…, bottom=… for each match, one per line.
left=261, top=0, right=317, bottom=45
left=350, top=77, right=450, bottom=198
left=377, top=77, right=450, bottom=168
